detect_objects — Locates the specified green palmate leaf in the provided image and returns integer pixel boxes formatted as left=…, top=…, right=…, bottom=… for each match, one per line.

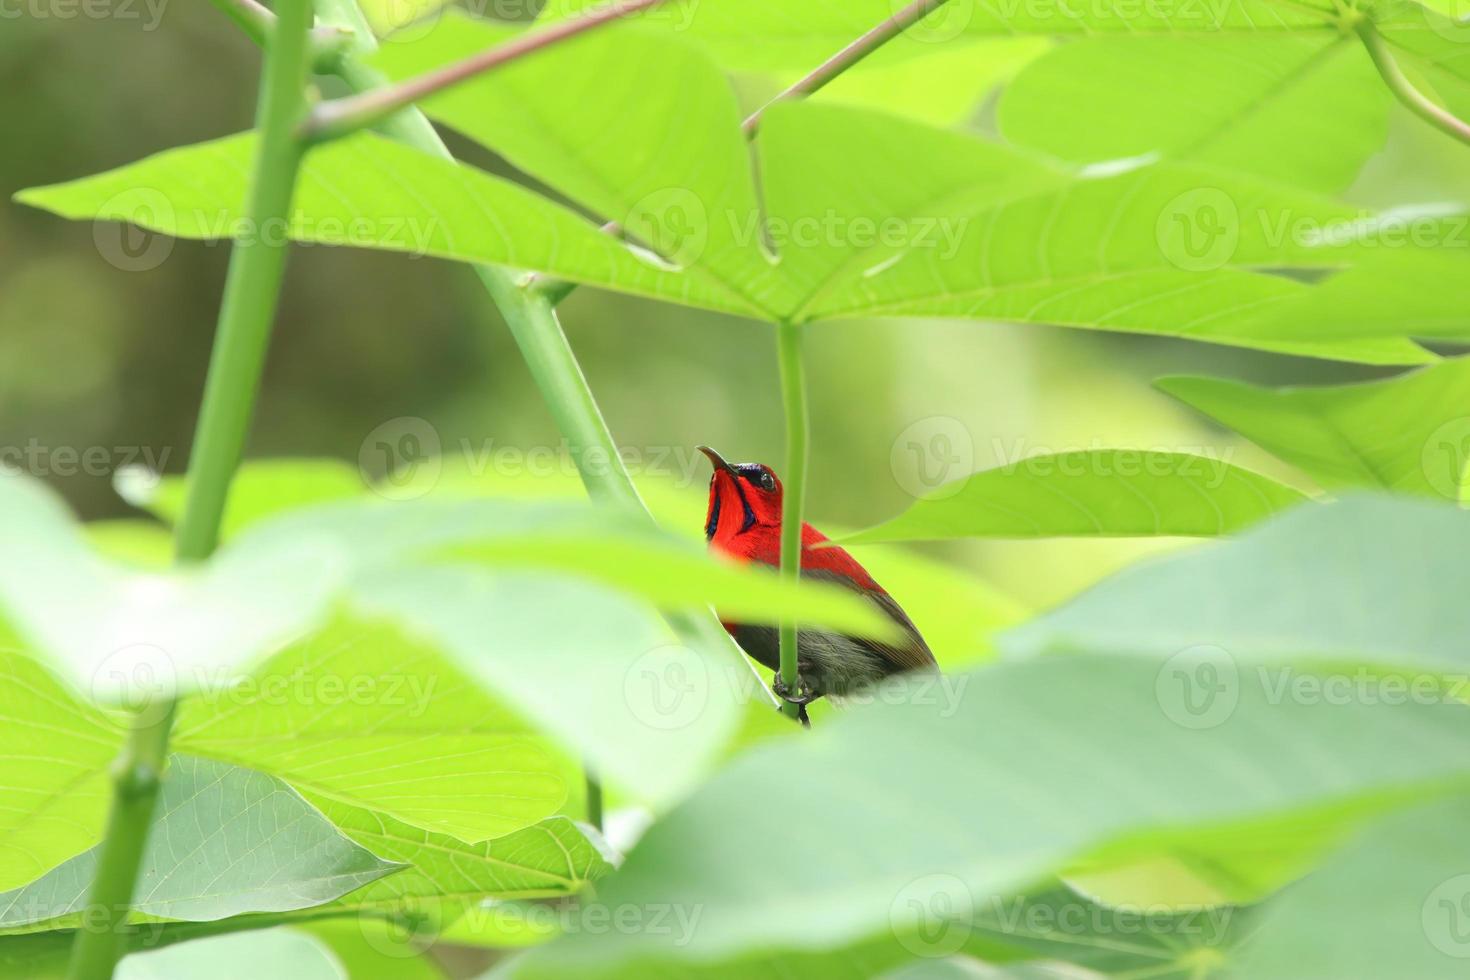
left=766, top=37, right=1051, bottom=129
left=998, top=36, right=1390, bottom=193
left=1225, top=794, right=1470, bottom=978
left=14, top=131, right=751, bottom=317
left=0, top=473, right=343, bottom=703
left=1002, top=494, right=1470, bottom=671
left=116, top=929, right=346, bottom=980
left=834, top=451, right=1309, bottom=545
left=17, top=17, right=1437, bottom=365
left=371, top=12, right=793, bottom=318
left=0, top=648, right=120, bottom=891
left=1157, top=358, right=1470, bottom=501
left=0, top=755, right=401, bottom=928
left=173, top=616, right=568, bottom=843
left=503, top=654, right=1470, bottom=977
left=307, top=797, right=611, bottom=913
left=538, top=0, right=1337, bottom=58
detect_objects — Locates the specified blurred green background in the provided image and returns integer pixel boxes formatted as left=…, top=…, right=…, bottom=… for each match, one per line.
left=5, top=3, right=1467, bottom=610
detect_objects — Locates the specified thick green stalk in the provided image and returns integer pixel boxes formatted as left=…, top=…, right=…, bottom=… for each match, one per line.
left=774, top=321, right=808, bottom=722
left=66, top=3, right=315, bottom=976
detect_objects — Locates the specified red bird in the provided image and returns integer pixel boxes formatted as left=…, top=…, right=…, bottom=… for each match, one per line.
left=699, top=445, right=936, bottom=722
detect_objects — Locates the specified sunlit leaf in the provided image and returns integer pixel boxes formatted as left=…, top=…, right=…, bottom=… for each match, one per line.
left=1157, top=358, right=1470, bottom=501
left=835, top=451, right=1308, bottom=545
left=0, top=756, right=401, bottom=928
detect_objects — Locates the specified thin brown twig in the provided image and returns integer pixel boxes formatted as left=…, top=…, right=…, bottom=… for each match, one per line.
left=301, top=0, right=672, bottom=142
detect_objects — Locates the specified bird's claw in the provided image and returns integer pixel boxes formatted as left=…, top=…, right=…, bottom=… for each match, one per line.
left=772, top=672, right=817, bottom=707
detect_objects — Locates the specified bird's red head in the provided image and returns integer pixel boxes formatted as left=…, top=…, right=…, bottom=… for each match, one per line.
left=698, top=445, right=784, bottom=545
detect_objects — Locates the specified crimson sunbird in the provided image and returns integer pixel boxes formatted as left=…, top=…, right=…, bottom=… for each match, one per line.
left=698, top=445, right=936, bottom=723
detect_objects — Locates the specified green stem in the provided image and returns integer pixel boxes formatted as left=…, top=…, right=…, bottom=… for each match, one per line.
left=774, top=321, right=808, bottom=722
left=1359, top=20, right=1470, bottom=147
left=63, top=704, right=176, bottom=980
left=67, top=2, right=315, bottom=976
left=585, top=766, right=605, bottom=830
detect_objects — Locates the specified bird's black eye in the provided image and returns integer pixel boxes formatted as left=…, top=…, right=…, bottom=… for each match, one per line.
left=756, top=469, right=776, bottom=491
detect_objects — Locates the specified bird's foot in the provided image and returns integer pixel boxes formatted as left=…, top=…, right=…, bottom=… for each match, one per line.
left=772, top=672, right=818, bottom=707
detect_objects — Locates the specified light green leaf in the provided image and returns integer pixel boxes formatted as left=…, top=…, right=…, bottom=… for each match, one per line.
left=0, top=474, right=343, bottom=703
left=768, top=37, right=1051, bottom=129
left=133, top=458, right=364, bottom=541
left=835, top=451, right=1309, bottom=545
left=371, top=11, right=794, bottom=319
left=1226, top=794, right=1470, bottom=978
left=117, top=929, right=346, bottom=980
left=15, top=131, right=753, bottom=318
left=1002, top=494, right=1470, bottom=671
left=309, top=799, right=611, bottom=911
left=173, top=616, right=567, bottom=843
left=504, top=654, right=1470, bottom=976
left=538, top=0, right=1337, bottom=59
left=998, top=36, right=1389, bottom=192
left=1157, top=359, right=1470, bottom=501
left=0, top=649, right=120, bottom=891
left=0, top=756, right=401, bottom=927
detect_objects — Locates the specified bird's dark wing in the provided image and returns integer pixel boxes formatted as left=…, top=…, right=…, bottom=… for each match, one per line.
left=803, top=567, right=936, bottom=673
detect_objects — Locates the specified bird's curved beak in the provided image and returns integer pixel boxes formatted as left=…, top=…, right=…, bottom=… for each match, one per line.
left=697, top=445, right=737, bottom=476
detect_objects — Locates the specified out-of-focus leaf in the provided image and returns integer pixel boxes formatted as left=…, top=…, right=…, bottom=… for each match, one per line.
left=1226, top=794, right=1470, bottom=978
left=0, top=474, right=342, bottom=704
left=304, top=919, right=448, bottom=980
left=1003, top=494, right=1470, bottom=671
left=116, top=929, right=346, bottom=980
left=835, top=451, right=1308, bottom=545
left=0, top=756, right=401, bottom=928
left=999, top=36, right=1388, bottom=192
left=1157, top=359, right=1470, bottom=502
left=0, top=649, right=119, bottom=891
left=173, top=616, right=567, bottom=844
left=136, top=458, right=364, bottom=541
left=502, top=654, right=1470, bottom=977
